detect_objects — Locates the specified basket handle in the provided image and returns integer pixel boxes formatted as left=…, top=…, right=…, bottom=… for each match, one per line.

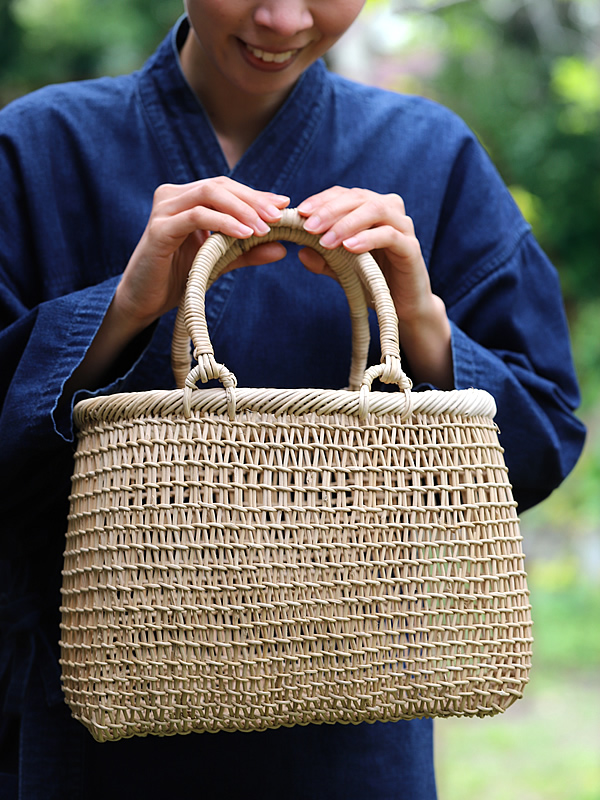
left=171, top=208, right=412, bottom=418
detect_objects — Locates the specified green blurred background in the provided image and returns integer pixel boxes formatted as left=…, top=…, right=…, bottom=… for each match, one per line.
left=1, top=0, right=598, bottom=796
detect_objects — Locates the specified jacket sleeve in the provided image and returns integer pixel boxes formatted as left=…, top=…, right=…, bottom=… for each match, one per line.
left=428, top=133, right=586, bottom=511
left=0, top=268, right=162, bottom=553
left=0, top=120, right=154, bottom=555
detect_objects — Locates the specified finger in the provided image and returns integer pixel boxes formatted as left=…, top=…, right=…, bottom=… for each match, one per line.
left=155, top=179, right=290, bottom=233
left=341, top=225, right=423, bottom=266
left=299, top=187, right=385, bottom=228
left=297, top=247, right=338, bottom=281
left=148, top=207, right=259, bottom=255
left=313, top=197, right=412, bottom=250
left=150, top=178, right=289, bottom=247
left=222, top=242, right=288, bottom=274
left=177, top=229, right=209, bottom=267
left=298, top=188, right=367, bottom=231
left=157, top=177, right=290, bottom=214
left=296, top=186, right=352, bottom=217
left=163, top=188, right=269, bottom=236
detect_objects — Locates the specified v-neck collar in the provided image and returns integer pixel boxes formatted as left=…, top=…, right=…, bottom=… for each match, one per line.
left=137, top=17, right=330, bottom=193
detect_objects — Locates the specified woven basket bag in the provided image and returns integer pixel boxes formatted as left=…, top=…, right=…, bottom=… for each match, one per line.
left=60, top=209, right=532, bottom=743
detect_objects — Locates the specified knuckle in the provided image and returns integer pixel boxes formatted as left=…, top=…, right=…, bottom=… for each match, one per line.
left=146, top=216, right=165, bottom=241
left=372, top=195, right=389, bottom=216
left=198, top=176, right=228, bottom=199
left=198, top=181, right=219, bottom=202
left=189, top=206, right=209, bottom=227
left=386, top=192, right=405, bottom=211
left=408, top=237, right=423, bottom=259
left=152, top=183, right=174, bottom=203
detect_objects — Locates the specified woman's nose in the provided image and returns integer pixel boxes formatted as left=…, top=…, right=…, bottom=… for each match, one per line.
left=252, top=1, right=314, bottom=37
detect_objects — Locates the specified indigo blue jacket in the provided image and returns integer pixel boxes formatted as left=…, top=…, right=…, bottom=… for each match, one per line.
left=0, top=18, right=585, bottom=800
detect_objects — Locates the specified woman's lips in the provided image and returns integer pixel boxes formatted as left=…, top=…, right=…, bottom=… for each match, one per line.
left=246, top=43, right=298, bottom=63
left=239, top=39, right=301, bottom=70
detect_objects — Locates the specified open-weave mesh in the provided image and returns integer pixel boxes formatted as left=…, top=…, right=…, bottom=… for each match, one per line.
left=61, top=402, right=531, bottom=742
left=61, top=211, right=532, bottom=741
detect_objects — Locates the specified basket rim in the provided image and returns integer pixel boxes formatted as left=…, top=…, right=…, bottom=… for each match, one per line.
left=73, top=386, right=497, bottom=425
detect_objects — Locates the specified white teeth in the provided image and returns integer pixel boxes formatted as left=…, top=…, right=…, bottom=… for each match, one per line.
left=247, top=45, right=297, bottom=63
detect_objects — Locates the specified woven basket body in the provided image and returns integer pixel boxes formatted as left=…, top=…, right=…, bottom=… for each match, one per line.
left=61, top=211, right=532, bottom=742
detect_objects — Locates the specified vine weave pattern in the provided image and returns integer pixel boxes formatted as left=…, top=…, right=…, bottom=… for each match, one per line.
left=61, top=406, right=532, bottom=742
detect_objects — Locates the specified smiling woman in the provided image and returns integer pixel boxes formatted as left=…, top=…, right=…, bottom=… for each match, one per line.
left=180, top=0, right=365, bottom=164
left=0, top=1, right=585, bottom=799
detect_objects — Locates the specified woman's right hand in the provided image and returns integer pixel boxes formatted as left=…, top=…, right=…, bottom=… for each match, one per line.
left=114, top=176, right=290, bottom=336
left=64, top=177, right=289, bottom=396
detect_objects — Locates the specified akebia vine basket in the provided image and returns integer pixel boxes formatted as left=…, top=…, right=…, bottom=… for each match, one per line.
left=60, top=209, right=532, bottom=743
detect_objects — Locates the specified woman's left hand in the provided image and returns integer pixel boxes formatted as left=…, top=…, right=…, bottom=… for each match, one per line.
left=297, top=187, right=454, bottom=389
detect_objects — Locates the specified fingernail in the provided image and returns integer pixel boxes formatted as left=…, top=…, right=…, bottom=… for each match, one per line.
left=234, top=224, right=254, bottom=237
left=254, top=218, right=270, bottom=235
left=266, top=204, right=283, bottom=219
left=343, top=236, right=360, bottom=248
left=319, top=231, right=338, bottom=247
left=303, top=214, right=322, bottom=233
left=297, top=200, right=313, bottom=214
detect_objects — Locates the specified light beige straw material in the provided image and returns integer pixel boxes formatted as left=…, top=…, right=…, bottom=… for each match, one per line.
left=60, top=209, right=532, bottom=743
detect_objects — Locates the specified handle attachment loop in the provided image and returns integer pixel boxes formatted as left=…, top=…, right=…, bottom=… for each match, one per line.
left=183, top=355, right=238, bottom=418
left=358, top=356, right=413, bottom=419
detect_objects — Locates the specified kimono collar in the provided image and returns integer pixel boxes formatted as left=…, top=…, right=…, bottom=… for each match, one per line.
left=137, top=17, right=330, bottom=193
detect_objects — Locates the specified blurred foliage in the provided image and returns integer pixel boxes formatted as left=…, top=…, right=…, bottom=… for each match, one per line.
left=529, top=577, right=600, bottom=670
left=388, top=0, right=600, bottom=307
left=0, top=0, right=182, bottom=103
left=436, top=679, right=600, bottom=800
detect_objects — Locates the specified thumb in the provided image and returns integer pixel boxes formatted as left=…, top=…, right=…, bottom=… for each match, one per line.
left=223, top=242, right=288, bottom=274
left=298, top=247, right=338, bottom=282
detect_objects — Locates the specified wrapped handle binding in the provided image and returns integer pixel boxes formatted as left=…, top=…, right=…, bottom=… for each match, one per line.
left=171, top=208, right=412, bottom=418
